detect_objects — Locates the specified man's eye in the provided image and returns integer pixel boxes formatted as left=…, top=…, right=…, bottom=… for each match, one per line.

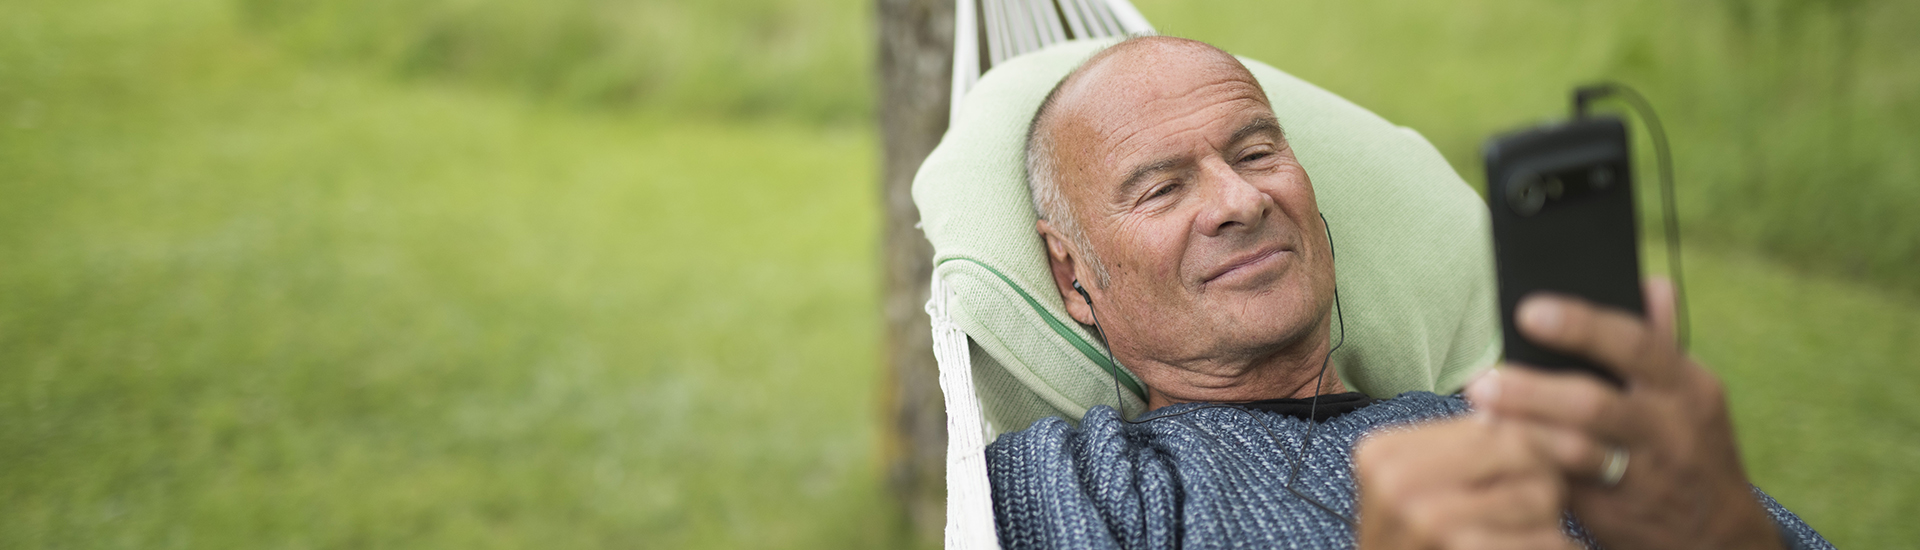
left=1238, top=151, right=1273, bottom=164
left=1148, top=183, right=1179, bottom=199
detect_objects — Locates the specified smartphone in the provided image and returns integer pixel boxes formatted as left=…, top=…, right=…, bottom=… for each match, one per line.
left=1484, top=116, right=1644, bottom=386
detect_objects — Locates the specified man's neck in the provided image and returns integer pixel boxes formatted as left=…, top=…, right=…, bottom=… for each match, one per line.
left=1137, top=328, right=1348, bottom=410
left=1145, top=367, right=1347, bottom=409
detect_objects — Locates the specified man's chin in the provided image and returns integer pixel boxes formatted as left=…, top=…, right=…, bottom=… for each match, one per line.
left=1206, top=287, right=1323, bottom=340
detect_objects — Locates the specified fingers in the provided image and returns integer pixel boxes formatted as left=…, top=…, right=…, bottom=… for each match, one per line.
left=1356, top=418, right=1554, bottom=493
left=1516, top=421, right=1609, bottom=483
left=1358, top=419, right=1580, bottom=550
left=1467, top=366, right=1635, bottom=445
left=1643, top=277, right=1677, bottom=341
left=1516, top=293, right=1677, bottom=388
left=1405, top=482, right=1565, bottom=533
left=1442, top=531, right=1583, bottom=550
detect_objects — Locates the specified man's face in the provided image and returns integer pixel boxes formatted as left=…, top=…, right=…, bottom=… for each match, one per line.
left=1042, top=40, right=1335, bottom=392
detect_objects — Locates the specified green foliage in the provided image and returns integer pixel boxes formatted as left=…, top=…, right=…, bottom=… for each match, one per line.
left=1137, top=0, right=1920, bottom=296
left=237, top=0, right=875, bottom=123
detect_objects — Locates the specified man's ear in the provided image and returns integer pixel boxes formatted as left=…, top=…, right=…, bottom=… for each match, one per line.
left=1037, top=219, right=1097, bottom=326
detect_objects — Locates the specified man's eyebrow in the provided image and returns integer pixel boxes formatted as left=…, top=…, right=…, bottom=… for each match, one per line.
left=1229, top=116, right=1285, bottom=147
left=1116, top=157, right=1184, bottom=201
left=1113, top=116, right=1286, bottom=201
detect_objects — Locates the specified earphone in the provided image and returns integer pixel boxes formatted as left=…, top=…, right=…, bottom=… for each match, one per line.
left=1072, top=212, right=1357, bottom=528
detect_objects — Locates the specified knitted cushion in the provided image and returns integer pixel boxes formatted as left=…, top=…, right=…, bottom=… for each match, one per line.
left=914, top=38, right=1499, bottom=435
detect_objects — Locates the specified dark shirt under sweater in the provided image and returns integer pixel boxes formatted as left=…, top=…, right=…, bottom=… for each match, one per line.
left=985, top=391, right=1831, bottom=550
left=1236, top=391, right=1377, bottom=422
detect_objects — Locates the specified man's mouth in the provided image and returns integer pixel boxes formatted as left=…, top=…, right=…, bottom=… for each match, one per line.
left=1202, top=245, right=1292, bottom=285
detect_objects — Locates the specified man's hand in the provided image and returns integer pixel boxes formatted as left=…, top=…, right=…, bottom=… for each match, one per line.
left=1354, top=417, right=1579, bottom=550
left=1468, top=278, right=1785, bottom=550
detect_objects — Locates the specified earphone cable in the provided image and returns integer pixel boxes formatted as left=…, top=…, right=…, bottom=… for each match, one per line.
left=1575, top=83, right=1690, bottom=349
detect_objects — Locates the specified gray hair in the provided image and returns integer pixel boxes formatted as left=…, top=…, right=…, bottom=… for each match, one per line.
left=1025, top=36, right=1216, bottom=289
left=1024, top=55, right=1118, bottom=288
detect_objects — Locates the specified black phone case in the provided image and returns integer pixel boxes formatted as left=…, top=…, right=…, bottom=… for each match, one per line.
left=1484, top=116, right=1644, bottom=386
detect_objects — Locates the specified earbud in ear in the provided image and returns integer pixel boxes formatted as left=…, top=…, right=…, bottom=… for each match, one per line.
left=1072, top=280, right=1092, bottom=305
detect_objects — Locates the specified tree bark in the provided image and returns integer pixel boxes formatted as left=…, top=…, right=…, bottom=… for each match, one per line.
left=876, top=0, right=953, bottom=542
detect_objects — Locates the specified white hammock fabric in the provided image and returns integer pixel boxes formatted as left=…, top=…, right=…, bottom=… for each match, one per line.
left=936, top=4, right=1144, bottom=546
left=937, top=3, right=1152, bottom=548
left=950, top=0, right=1154, bottom=123
left=928, top=272, right=1001, bottom=549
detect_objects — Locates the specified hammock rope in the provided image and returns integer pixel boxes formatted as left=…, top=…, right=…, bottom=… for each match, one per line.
left=937, top=2, right=1157, bottom=547
left=951, top=0, right=1155, bottom=123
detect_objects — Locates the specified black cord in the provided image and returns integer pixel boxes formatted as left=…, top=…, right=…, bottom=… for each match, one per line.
left=1082, top=212, right=1357, bottom=531
left=1574, top=83, right=1691, bottom=350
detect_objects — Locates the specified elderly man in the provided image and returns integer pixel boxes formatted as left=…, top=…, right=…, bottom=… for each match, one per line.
left=984, top=36, right=1830, bottom=550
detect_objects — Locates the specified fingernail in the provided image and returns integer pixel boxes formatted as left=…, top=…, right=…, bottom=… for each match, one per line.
left=1519, top=298, right=1564, bottom=334
left=1465, top=368, right=1500, bottom=409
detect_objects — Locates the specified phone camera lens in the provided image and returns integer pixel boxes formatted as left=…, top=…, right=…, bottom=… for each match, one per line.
left=1590, top=166, right=1614, bottom=189
left=1507, top=172, right=1546, bottom=216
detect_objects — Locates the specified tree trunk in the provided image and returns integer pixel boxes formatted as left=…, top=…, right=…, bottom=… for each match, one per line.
left=876, top=0, right=953, bottom=543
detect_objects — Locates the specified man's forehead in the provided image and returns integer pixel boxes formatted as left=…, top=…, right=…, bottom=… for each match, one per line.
left=1058, top=40, right=1266, bottom=118
left=1047, top=39, right=1274, bottom=181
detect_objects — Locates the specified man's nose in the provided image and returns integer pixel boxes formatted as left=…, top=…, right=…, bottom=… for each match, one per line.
left=1194, top=157, right=1270, bottom=237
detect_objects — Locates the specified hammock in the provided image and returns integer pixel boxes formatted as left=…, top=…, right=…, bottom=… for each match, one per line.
left=936, top=3, right=1152, bottom=548
left=950, top=0, right=1155, bottom=123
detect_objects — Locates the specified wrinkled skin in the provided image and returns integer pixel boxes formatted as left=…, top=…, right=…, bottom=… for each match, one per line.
left=1356, top=417, right=1580, bottom=550
left=1035, top=37, right=1342, bottom=408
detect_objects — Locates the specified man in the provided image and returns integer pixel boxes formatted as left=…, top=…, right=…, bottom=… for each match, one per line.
left=985, top=36, right=1829, bottom=550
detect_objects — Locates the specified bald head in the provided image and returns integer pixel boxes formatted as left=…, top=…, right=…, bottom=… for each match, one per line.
left=1025, top=37, right=1271, bottom=285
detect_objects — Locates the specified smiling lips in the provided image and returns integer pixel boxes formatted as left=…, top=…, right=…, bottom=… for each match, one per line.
left=1202, top=244, right=1293, bottom=285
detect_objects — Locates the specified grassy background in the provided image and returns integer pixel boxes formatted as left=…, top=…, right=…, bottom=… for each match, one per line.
left=0, top=0, right=1914, bottom=548
left=2, top=1, right=889, bottom=547
left=235, top=0, right=874, bottom=123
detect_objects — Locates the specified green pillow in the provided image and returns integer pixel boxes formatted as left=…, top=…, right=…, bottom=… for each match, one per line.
left=913, top=38, right=1499, bottom=436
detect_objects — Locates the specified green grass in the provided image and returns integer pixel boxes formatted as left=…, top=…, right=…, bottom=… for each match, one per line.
left=2, top=0, right=1915, bottom=548
left=234, top=0, right=874, bottom=124
left=1490, top=243, right=1920, bottom=548
left=1677, top=247, right=1920, bottom=548
left=1, top=1, right=894, bottom=547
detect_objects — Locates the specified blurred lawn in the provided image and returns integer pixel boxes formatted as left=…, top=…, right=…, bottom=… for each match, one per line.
left=236, top=0, right=874, bottom=123
left=1, top=0, right=1915, bottom=548
left=1684, top=247, right=1920, bottom=549
left=3, top=0, right=894, bottom=547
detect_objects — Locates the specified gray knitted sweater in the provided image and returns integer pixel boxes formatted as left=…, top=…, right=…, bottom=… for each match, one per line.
left=985, top=392, right=1830, bottom=550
